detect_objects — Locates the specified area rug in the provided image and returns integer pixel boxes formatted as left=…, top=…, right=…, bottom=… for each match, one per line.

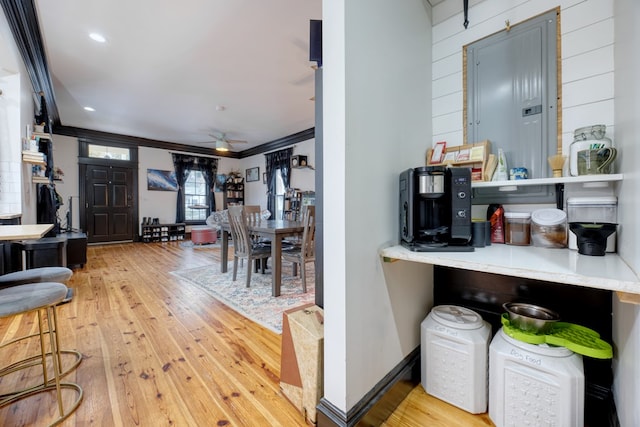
left=170, top=262, right=315, bottom=334
left=179, top=240, right=220, bottom=249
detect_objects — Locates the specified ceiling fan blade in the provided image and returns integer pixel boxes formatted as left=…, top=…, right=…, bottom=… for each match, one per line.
left=227, top=139, right=248, bottom=144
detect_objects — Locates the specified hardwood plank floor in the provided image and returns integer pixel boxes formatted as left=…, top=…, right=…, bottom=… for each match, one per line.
left=0, top=242, right=305, bottom=426
left=0, top=242, right=495, bottom=426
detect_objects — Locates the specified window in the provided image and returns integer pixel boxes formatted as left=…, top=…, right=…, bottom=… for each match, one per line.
left=184, top=170, right=209, bottom=222
left=88, top=144, right=131, bottom=160
left=275, top=168, right=285, bottom=219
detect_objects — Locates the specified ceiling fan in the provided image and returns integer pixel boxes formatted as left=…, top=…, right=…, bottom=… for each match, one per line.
left=208, top=132, right=248, bottom=152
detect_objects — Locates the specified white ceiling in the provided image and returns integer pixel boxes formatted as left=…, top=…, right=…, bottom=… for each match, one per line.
left=34, top=0, right=322, bottom=152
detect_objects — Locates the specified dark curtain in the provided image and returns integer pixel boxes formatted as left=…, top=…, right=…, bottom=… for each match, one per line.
left=194, top=157, right=218, bottom=213
left=37, top=184, right=60, bottom=236
left=38, top=137, right=53, bottom=179
left=172, top=154, right=196, bottom=223
left=172, top=154, right=218, bottom=223
left=264, top=148, right=293, bottom=218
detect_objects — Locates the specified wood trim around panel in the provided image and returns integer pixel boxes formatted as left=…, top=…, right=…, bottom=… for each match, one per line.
left=555, top=7, right=563, bottom=155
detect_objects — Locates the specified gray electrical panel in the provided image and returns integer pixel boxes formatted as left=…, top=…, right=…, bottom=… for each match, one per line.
left=466, top=9, right=558, bottom=204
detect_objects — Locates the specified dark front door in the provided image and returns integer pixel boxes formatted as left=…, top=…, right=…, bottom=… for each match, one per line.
left=85, top=165, right=135, bottom=243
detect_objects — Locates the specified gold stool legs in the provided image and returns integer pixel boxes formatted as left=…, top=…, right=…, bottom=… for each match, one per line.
left=0, top=304, right=83, bottom=426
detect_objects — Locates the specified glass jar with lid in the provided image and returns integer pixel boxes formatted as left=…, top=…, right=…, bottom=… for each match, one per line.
left=504, top=212, right=531, bottom=246
left=569, top=125, right=613, bottom=176
left=531, top=208, right=567, bottom=248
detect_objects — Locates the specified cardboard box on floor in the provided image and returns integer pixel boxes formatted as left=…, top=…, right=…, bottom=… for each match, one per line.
left=280, top=303, right=324, bottom=425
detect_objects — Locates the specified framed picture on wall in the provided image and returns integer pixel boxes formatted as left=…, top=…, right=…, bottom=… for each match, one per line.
left=214, top=174, right=226, bottom=192
left=147, top=169, right=178, bottom=191
left=246, top=167, right=260, bottom=182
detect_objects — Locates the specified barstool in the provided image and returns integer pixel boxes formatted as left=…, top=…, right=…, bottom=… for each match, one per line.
left=0, top=282, right=83, bottom=425
left=0, top=267, right=74, bottom=303
left=0, top=267, right=73, bottom=287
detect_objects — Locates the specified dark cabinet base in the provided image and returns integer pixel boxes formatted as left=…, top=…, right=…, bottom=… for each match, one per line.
left=58, top=232, right=88, bottom=268
left=0, top=231, right=87, bottom=275
left=21, top=237, right=67, bottom=269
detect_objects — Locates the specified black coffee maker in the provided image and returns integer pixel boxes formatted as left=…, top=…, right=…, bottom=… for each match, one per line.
left=400, top=166, right=473, bottom=252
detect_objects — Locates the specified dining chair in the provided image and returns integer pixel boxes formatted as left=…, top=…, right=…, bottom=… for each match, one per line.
left=282, top=205, right=315, bottom=292
left=227, top=206, right=271, bottom=288
left=243, top=205, right=270, bottom=271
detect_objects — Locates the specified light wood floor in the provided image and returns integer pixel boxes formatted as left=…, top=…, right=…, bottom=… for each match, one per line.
left=0, top=242, right=494, bottom=426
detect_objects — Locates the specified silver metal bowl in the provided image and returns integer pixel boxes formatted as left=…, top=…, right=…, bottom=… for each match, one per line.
left=503, top=302, right=560, bottom=334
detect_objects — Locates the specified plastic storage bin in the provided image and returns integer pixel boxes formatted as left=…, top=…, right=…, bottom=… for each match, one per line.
left=489, top=328, right=585, bottom=427
left=567, top=196, right=617, bottom=252
left=504, top=212, right=531, bottom=245
left=421, top=305, right=491, bottom=414
left=531, top=208, right=567, bottom=248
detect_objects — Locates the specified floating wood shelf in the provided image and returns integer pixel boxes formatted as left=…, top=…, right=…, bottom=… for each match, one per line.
left=427, top=140, right=492, bottom=182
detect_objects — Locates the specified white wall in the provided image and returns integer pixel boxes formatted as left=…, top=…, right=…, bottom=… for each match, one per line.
left=51, top=138, right=315, bottom=233
left=431, top=0, right=638, bottom=424
left=241, top=138, right=316, bottom=210
left=0, top=9, right=38, bottom=220
left=612, top=0, right=640, bottom=425
left=137, top=147, right=243, bottom=226
left=0, top=72, right=22, bottom=216
left=50, top=134, right=80, bottom=230
left=323, top=0, right=434, bottom=411
left=431, top=0, right=615, bottom=156
left=321, top=0, right=639, bottom=420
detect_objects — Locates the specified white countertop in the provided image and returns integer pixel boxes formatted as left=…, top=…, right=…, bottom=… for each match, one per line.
left=380, top=244, right=640, bottom=296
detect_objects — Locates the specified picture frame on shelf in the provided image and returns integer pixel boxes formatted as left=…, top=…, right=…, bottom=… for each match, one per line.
left=246, top=167, right=260, bottom=182
left=429, top=141, right=446, bottom=164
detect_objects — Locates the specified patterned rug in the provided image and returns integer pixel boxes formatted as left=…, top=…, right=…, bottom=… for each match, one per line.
left=179, top=240, right=220, bottom=249
left=171, top=262, right=315, bottom=334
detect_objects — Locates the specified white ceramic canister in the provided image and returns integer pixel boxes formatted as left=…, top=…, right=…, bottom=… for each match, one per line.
left=569, top=125, right=612, bottom=176
left=421, top=305, right=491, bottom=414
left=489, top=328, right=585, bottom=427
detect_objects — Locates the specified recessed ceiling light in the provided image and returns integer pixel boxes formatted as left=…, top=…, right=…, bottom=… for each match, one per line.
left=89, top=33, right=106, bottom=43
left=84, top=106, right=95, bottom=112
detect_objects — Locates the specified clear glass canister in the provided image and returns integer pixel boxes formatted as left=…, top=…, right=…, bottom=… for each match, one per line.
left=504, top=212, right=531, bottom=246
left=570, top=125, right=613, bottom=176
left=531, top=209, right=567, bottom=248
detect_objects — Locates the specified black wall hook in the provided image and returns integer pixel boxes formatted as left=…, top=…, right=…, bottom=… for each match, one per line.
left=463, top=0, right=469, bottom=29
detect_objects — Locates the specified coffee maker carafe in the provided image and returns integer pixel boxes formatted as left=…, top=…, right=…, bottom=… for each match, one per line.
left=400, top=166, right=473, bottom=252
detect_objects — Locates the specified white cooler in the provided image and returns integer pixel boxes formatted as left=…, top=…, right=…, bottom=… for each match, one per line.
left=421, top=305, right=491, bottom=414
left=489, top=328, right=585, bottom=427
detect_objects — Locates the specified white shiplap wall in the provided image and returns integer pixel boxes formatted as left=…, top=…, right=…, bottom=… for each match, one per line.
left=431, top=0, right=615, bottom=154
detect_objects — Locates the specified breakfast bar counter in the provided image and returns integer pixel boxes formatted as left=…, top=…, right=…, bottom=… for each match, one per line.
left=381, top=244, right=640, bottom=300
left=0, top=224, right=53, bottom=241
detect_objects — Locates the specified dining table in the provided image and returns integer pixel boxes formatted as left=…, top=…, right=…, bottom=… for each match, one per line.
left=219, top=219, right=304, bottom=297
